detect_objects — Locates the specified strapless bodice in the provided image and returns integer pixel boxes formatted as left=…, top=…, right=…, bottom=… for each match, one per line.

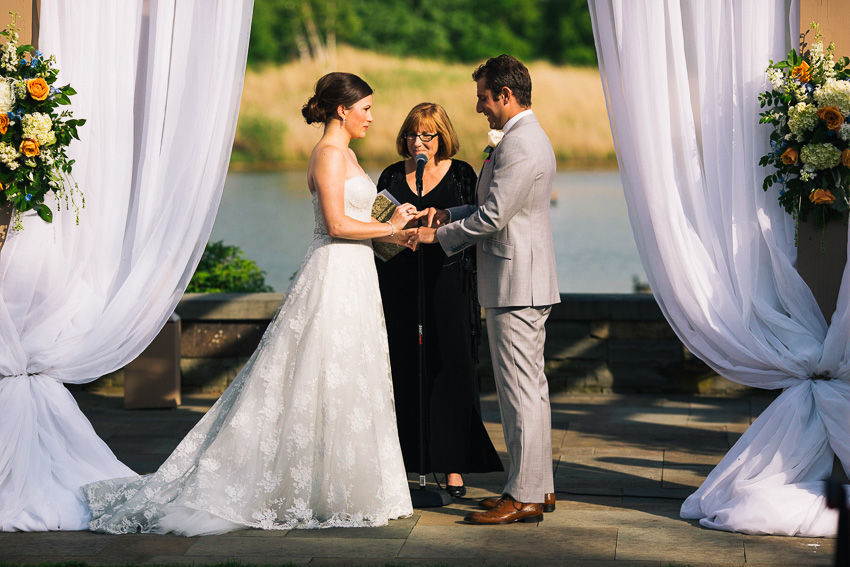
left=313, top=175, right=377, bottom=236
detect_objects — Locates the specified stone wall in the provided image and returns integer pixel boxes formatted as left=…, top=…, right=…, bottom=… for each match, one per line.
left=102, top=292, right=744, bottom=395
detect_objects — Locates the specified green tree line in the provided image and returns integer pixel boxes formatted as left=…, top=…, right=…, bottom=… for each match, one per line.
left=249, top=0, right=596, bottom=66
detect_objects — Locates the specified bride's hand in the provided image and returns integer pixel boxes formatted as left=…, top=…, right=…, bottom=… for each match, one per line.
left=389, top=203, right=418, bottom=232
left=396, top=227, right=419, bottom=251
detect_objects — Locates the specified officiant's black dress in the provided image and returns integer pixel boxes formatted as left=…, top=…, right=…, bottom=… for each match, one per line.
left=375, top=159, right=503, bottom=475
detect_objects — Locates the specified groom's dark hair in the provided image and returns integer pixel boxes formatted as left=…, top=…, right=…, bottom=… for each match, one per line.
left=472, top=54, right=532, bottom=108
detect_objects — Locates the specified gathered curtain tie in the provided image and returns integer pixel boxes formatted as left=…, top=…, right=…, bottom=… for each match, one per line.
left=809, top=374, right=832, bottom=381
left=1, top=373, right=43, bottom=380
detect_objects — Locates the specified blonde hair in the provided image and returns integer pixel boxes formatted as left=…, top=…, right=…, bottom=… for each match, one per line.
left=395, top=102, right=460, bottom=160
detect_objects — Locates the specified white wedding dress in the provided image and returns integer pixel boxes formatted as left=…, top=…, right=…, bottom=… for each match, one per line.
left=82, top=175, right=413, bottom=535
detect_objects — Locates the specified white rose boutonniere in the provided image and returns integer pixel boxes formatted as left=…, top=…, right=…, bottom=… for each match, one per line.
left=483, top=129, right=503, bottom=159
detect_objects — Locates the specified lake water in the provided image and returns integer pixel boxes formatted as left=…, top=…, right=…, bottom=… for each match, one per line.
left=212, top=170, right=647, bottom=294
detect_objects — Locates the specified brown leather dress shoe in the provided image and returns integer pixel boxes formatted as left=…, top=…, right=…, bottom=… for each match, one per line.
left=465, top=495, right=543, bottom=524
left=480, top=492, right=556, bottom=513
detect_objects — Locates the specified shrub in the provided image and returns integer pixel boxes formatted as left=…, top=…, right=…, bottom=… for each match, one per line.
left=187, top=241, right=274, bottom=293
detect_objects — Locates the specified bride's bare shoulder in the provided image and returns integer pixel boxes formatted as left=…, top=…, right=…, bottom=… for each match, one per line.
left=308, top=143, right=348, bottom=192
left=310, top=142, right=347, bottom=165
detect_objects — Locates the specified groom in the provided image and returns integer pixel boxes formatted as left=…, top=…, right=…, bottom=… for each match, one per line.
left=414, top=54, right=559, bottom=524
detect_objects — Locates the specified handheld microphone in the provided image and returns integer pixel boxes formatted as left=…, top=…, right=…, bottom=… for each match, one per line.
left=415, top=153, right=427, bottom=181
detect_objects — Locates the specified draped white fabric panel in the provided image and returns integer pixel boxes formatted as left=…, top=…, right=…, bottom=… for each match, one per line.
left=589, top=0, right=850, bottom=536
left=0, top=0, right=253, bottom=531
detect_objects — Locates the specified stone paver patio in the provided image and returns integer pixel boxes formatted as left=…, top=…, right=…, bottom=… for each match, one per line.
left=0, top=388, right=837, bottom=566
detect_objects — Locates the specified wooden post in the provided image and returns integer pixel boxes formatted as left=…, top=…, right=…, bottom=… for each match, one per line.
left=797, top=0, right=850, bottom=324
left=0, top=1, right=39, bottom=254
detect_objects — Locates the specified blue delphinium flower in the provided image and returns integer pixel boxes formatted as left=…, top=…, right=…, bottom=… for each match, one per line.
left=25, top=194, right=32, bottom=201
left=30, top=58, right=37, bottom=67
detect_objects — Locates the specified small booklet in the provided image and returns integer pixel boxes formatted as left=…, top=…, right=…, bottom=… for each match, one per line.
left=371, top=190, right=407, bottom=262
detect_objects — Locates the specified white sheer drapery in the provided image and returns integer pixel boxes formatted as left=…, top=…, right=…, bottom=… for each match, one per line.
left=589, top=0, right=850, bottom=536
left=0, top=0, right=253, bottom=531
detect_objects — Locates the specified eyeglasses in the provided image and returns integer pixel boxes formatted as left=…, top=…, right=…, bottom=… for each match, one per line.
left=403, top=132, right=439, bottom=142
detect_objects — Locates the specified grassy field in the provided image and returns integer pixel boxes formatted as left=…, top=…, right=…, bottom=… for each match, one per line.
left=233, top=46, right=616, bottom=170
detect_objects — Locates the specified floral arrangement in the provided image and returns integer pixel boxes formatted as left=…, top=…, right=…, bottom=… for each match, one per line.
left=0, top=13, right=84, bottom=228
left=759, top=23, right=850, bottom=229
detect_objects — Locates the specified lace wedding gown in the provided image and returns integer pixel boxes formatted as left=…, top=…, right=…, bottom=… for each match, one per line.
left=82, top=175, right=413, bottom=536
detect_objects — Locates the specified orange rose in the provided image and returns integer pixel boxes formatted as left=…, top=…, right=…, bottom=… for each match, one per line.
left=26, top=78, right=49, bottom=101
left=817, top=106, right=845, bottom=131
left=791, top=61, right=813, bottom=83
left=810, top=188, right=836, bottom=205
left=0, top=113, right=8, bottom=135
left=843, top=149, right=850, bottom=167
left=781, top=147, right=800, bottom=165
left=19, top=138, right=39, bottom=157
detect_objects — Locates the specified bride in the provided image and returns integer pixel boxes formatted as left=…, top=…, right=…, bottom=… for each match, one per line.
left=82, top=72, right=419, bottom=536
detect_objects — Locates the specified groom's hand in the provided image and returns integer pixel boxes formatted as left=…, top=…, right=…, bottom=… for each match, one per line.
left=414, top=227, right=438, bottom=245
left=417, top=207, right=449, bottom=228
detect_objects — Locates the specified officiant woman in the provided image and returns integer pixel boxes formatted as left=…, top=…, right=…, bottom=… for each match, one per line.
left=375, top=103, right=503, bottom=496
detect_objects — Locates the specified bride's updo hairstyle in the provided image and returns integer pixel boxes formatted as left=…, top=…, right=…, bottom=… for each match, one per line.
left=302, top=72, right=373, bottom=125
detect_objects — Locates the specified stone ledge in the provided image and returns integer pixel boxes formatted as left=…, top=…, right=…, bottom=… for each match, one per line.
left=109, top=292, right=747, bottom=396
left=177, top=292, right=668, bottom=322
left=176, top=293, right=284, bottom=320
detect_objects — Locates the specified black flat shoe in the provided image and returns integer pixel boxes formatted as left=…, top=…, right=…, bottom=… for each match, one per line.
left=446, top=484, right=467, bottom=498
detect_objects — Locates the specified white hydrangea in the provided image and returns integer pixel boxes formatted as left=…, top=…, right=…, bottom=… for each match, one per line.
left=800, top=142, right=842, bottom=169
left=814, top=79, right=850, bottom=115
left=840, top=123, right=850, bottom=142
left=0, top=141, right=21, bottom=170
left=12, top=80, right=25, bottom=100
left=22, top=112, right=56, bottom=146
left=788, top=102, right=819, bottom=137
left=0, top=78, right=14, bottom=113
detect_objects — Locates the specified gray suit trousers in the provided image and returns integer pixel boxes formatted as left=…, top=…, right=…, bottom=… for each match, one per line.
left=485, top=305, right=554, bottom=503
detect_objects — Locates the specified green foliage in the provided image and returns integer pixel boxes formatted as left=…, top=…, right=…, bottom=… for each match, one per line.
left=232, top=114, right=287, bottom=164
left=540, top=0, right=598, bottom=65
left=249, top=0, right=359, bottom=65
left=187, top=241, right=274, bottom=293
left=247, top=0, right=596, bottom=66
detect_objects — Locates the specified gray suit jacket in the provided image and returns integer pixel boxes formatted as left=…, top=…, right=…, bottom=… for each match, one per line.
left=437, top=113, right=560, bottom=308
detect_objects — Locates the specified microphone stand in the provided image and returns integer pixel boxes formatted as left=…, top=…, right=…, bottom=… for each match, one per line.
left=827, top=476, right=850, bottom=567
left=410, top=154, right=450, bottom=508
